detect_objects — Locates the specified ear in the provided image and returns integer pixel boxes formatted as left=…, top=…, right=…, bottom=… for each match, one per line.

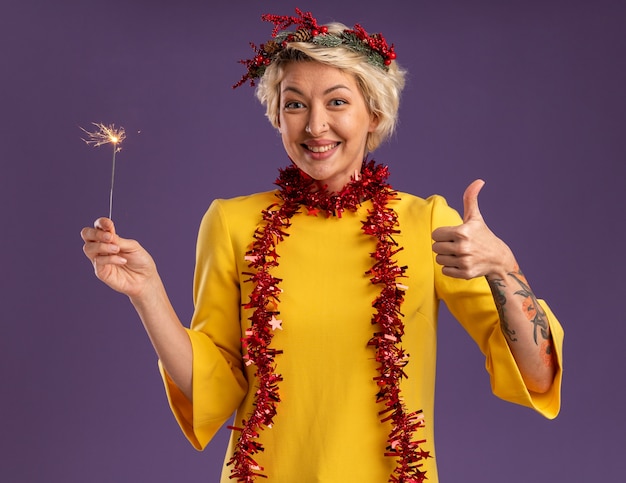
left=368, top=112, right=380, bottom=133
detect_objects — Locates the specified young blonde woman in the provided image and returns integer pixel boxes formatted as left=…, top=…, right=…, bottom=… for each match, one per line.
left=81, top=9, right=563, bottom=483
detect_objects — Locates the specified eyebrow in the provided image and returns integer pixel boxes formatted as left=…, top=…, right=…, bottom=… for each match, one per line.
left=281, top=84, right=352, bottom=96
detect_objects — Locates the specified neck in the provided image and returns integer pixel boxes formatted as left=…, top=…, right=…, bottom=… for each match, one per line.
left=276, top=160, right=393, bottom=217
left=312, top=169, right=361, bottom=194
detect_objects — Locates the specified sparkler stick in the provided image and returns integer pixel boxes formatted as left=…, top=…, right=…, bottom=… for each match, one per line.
left=81, top=122, right=126, bottom=219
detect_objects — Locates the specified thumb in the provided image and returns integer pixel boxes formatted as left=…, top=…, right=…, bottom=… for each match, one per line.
left=94, top=217, right=117, bottom=236
left=462, top=179, right=485, bottom=223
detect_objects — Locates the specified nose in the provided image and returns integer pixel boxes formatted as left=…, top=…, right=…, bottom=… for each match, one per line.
left=305, top=106, right=328, bottom=137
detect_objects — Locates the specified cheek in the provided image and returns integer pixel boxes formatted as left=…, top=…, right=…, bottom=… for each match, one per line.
left=340, top=115, right=371, bottom=142
left=279, top=116, right=305, bottom=142
left=279, top=124, right=294, bottom=145
left=279, top=126, right=299, bottom=158
left=277, top=115, right=288, bottom=138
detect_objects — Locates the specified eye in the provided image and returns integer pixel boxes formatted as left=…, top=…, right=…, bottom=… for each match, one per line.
left=329, top=99, right=348, bottom=107
left=284, top=101, right=305, bottom=110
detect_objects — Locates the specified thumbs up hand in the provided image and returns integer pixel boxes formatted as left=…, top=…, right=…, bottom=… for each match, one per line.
left=432, top=180, right=517, bottom=280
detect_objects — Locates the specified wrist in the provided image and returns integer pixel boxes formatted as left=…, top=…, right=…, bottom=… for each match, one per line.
left=485, top=246, right=518, bottom=281
left=128, top=271, right=165, bottom=310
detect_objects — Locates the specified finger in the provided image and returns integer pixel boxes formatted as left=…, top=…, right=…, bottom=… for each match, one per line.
left=81, top=226, right=114, bottom=243
left=432, top=226, right=457, bottom=243
left=435, top=253, right=457, bottom=267
left=94, top=217, right=116, bottom=236
left=462, top=179, right=485, bottom=223
left=93, top=254, right=128, bottom=267
left=83, top=239, right=121, bottom=259
left=440, top=265, right=472, bottom=280
left=432, top=241, right=455, bottom=256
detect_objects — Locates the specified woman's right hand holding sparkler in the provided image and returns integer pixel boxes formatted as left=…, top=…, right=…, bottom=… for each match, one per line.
left=81, top=217, right=156, bottom=297
left=81, top=217, right=193, bottom=400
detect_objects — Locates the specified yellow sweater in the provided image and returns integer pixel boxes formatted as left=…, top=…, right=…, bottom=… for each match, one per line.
left=160, top=190, right=563, bottom=483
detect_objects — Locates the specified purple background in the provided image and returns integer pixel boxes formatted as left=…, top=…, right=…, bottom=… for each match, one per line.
left=2, top=0, right=624, bottom=481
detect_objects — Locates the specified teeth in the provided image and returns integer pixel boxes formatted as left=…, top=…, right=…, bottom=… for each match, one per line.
left=306, top=143, right=338, bottom=153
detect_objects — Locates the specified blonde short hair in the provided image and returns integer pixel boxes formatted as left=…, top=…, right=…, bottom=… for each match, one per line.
left=255, top=23, right=406, bottom=153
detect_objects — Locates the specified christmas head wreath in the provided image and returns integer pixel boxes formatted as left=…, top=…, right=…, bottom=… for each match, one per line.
left=233, top=8, right=397, bottom=88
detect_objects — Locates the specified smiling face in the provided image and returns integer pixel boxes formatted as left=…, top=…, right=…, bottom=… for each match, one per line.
left=278, top=61, right=379, bottom=192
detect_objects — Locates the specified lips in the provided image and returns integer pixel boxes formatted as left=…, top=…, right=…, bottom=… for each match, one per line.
left=303, top=142, right=339, bottom=153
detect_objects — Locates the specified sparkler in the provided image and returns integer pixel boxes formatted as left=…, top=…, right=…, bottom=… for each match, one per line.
left=81, top=122, right=126, bottom=219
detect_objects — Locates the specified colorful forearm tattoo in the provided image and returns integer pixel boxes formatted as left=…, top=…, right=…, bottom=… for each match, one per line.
left=487, top=269, right=554, bottom=366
